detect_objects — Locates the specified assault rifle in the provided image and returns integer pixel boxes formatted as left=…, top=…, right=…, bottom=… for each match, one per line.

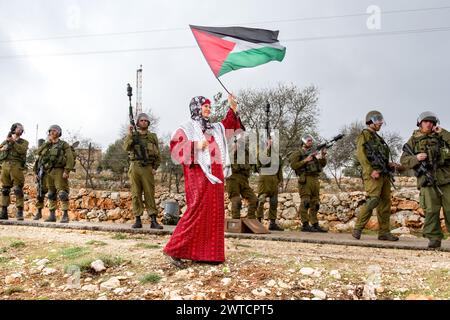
left=402, top=143, right=443, bottom=196
left=127, top=83, right=151, bottom=166
left=364, top=140, right=396, bottom=189
left=304, top=134, right=345, bottom=157
left=35, top=139, right=46, bottom=200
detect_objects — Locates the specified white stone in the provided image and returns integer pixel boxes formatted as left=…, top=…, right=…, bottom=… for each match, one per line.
left=100, top=277, right=121, bottom=290
left=42, top=268, right=57, bottom=276
left=113, top=287, right=126, bottom=295
left=125, top=272, right=135, bottom=277
left=266, top=279, right=277, bottom=287
left=311, top=289, right=327, bottom=300
left=330, top=270, right=341, bottom=280
left=91, top=260, right=106, bottom=272
left=281, top=207, right=298, bottom=220
left=35, top=258, right=50, bottom=266
left=81, top=284, right=99, bottom=292
left=5, top=273, right=22, bottom=285
left=391, top=227, right=411, bottom=235
left=299, top=267, right=315, bottom=276
left=221, top=278, right=232, bottom=286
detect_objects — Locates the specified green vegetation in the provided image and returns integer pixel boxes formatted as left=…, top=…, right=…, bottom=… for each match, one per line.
left=60, top=247, right=90, bottom=260
left=4, top=286, right=24, bottom=295
left=136, top=243, right=160, bottom=249
left=86, top=240, right=108, bottom=246
left=139, top=273, right=162, bottom=284
left=111, top=233, right=128, bottom=240
left=9, top=240, right=26, bottom=248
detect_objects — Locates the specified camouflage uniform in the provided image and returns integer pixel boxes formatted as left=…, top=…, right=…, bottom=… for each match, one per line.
left=354, top=128, right=397, bottom=240
left=0, top=135, right=28, bottom=220
left=36, top=138, right=75, bottom=222
left=289, top=146, right=327, bottom=232
left=124, top=125, right=161, bottom=229
left=400, top=127, right=450, bottom=248
left=226, top=142, right=257, bottom=219
left=256, top=143, right=283, bottom=230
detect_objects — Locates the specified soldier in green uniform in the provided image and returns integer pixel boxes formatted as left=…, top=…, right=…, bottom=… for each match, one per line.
left=256, top=138, right=283, bottom=231
left=35, top=125, right=75, bottom=223
left=226, top=134, right=258, bottom=219
left=289, top=134, right=328, bottom=232
left=32, top=139, right=48, bottom=220
left=352, top=111, right=399, bottom=241
left=0, top=123, right=29, bottom=220
left=124, top=113, right=163, bottom=229
left=400, top=111, right=450, bottom=249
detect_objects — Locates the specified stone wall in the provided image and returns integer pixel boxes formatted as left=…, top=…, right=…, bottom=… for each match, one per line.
left=9, top=178, right=447, bottom=233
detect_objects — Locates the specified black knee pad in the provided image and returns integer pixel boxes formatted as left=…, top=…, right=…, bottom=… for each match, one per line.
left=58, top=191, right=69, bottom=202
left=315, top=203, right=320, bottom=211
left=303, top=201, right=310, bottom=209
left=37, top=195, right=45, bottom=203
left=47, top=192, right=57, bottom=201
left=13, top=187, right=24, bottom=198
left=1, top=187, right=10, bottom=196
left=269, top=196, right=277, bottom=210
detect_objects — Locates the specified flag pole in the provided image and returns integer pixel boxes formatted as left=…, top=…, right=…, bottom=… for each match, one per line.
left=216, top=77, right=231, bottom=95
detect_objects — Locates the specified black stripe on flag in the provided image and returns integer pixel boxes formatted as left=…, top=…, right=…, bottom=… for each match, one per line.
left=190, top=25, right=280, bottom=44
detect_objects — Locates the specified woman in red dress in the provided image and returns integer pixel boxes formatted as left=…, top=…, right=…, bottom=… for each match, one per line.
left=163, top=94, right=241, bottom=267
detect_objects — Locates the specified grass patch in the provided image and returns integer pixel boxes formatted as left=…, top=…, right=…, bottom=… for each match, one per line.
left=4, top=286, right=24, bottom=295
left=9, top=240, right=26, bottom=248
left=60, top=247, right=89, bottom=260
left=139, top=273, right=162, bottom=284
left=0, top=256, right=10, bottom=264
left=86, top=240, right=108, bottom=246
left=235, top=243, right=252, bottom=248
left=0, top=247, right=7, bottom=253
left=111, top=233, right=128, bottom=240
left=136, top=243, right=160, bottom=249
left=99, top=255, right=126, bottom=268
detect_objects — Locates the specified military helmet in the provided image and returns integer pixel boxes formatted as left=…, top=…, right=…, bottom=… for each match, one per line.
left=48, top=124, right=62, bottom=137
left=137, top=113, right=150, bottom=123
left=10, top=123, right=24, bottom=134
left=417, top=111, right=439, bottom=127
left=365, top=110, right=384, bottom=125
left=301, top=134, right=314, bottom=145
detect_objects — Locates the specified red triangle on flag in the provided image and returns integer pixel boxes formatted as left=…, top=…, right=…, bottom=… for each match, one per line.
left=191, top=27, right=236, bottom=77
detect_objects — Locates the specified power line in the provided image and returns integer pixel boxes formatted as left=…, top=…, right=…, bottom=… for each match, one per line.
left=1, top=25, right=449, bottom=60
left=1, top=5, right=450, bottom=44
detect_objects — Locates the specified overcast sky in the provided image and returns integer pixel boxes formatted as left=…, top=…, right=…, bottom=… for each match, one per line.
left=1, top=0, right=449, bottom=150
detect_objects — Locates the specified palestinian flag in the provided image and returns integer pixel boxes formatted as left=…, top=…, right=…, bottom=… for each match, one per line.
left=190, top=25, right=286, bottom=77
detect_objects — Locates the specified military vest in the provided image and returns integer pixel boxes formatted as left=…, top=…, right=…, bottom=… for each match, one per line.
left=230, top=143, right=254, bottom=176
left=129, top=132, right=159, bottom=165
left=412, top=130, right=450, bottom=167
left=294, top=147, right=323, bottom=176
left=38, top=140, right=68, bottom=170
left=362, top=129, right=390, bottom=168
left=0, top=138, right=27, bottom=166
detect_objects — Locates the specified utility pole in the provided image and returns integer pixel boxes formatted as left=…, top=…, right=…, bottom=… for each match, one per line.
left=135, top=65, right=143, bottom=119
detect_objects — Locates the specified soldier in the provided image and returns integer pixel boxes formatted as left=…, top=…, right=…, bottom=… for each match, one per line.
left=256, top=138, right=283, bottom=231
left=0, top=123, right=29, bottom=220
left=400, top=112, right=450, bottom=249
left=289, top=134, right=328, bottom=232
left=32, top=139, right=48, bottom=220
left=35, top=125, right=74, bottom=223
left=124, top=113, right=162, bottom=229
left=352, top=111, right=399, bottom=241
left=226, top=133, right=258, bottom=220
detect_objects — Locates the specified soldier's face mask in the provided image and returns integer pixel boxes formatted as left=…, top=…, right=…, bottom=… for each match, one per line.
left=370, top=115, right=384, bottom=126
left=420, top=120, right=435, bottom=133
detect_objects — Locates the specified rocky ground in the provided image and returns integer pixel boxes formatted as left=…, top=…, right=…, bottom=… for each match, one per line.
left=0, top=225, right=449, bottom=300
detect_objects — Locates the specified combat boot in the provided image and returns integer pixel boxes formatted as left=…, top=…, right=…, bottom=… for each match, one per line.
left=150, top=215, right=163, bottom=229
left=132, top=216, right=142, bottom=229
left=16, top=208, right=24, bottom=221
left=0, top=207, right=8, bottom=220
left=45, top=210, right=56, bottom=222
left=378, top=233, right=399, bottom=241
left=60, top=210, right=69, bottom=223
left=268, top=219, right=283, bottom=231
left=311, top=223, right=327, bottom=233
left=301, top=222, right=315, bottom=232
left=352, top=228, right=362, bottom=240
left=428, top=239, right=441, bottom=249
left=33, top=208, right=42, bottom=220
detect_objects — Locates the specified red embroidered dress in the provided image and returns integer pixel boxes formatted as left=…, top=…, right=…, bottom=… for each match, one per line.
left=163, top=109, right=241, bottom=262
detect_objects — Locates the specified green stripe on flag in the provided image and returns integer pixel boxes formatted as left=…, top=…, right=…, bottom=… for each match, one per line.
left=218, top=46, right=286, bottom=77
